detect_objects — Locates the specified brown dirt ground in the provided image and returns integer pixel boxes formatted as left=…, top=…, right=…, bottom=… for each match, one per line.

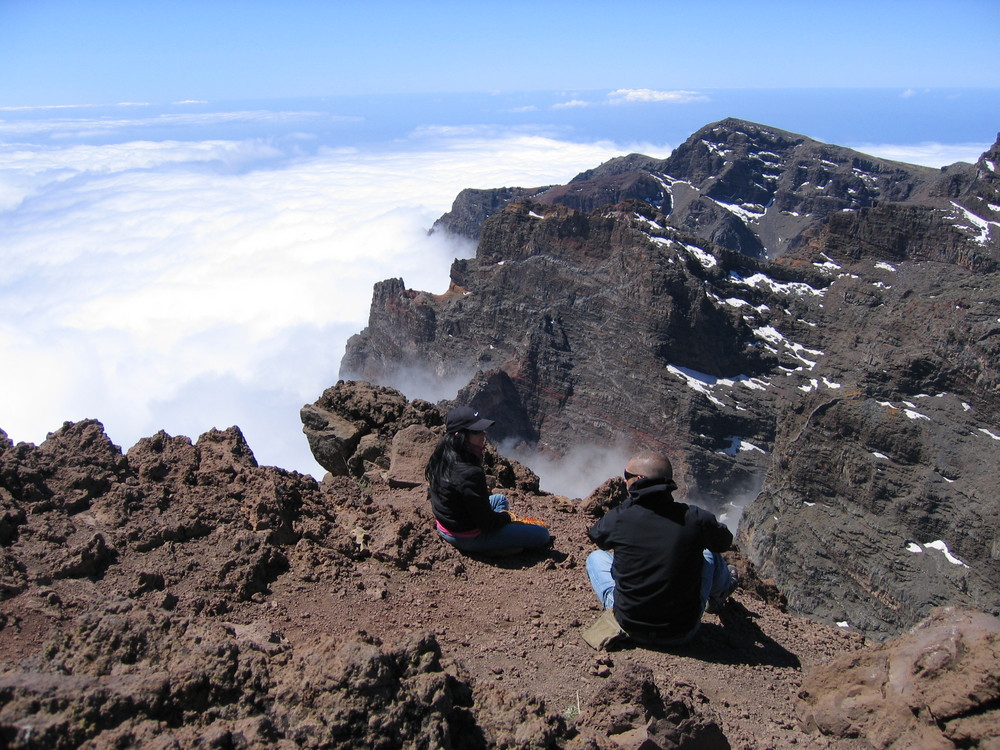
left=256, top=484, right=867, bottom=749
left=0, top=422, right=873, bottom=748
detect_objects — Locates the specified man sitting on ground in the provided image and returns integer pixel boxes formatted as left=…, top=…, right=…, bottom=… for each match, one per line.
left=585, top=450, right=736, bottom=646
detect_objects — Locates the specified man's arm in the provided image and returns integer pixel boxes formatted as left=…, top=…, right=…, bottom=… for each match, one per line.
left=697, top=509, right=733, bottom=552
left=587, top=509, right=619, bottom=549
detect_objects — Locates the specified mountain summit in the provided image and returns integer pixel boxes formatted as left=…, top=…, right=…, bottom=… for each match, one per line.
left=434, top=117, right=987, bottom=261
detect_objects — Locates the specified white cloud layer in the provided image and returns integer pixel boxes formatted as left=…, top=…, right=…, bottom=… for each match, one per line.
left=0, top=123, right=627, bottom=478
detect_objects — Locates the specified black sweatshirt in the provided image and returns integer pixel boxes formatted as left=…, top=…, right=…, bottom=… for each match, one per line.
left=428, top=454, right=511, bottom=534
left=588, top=477, right=733, bottom=639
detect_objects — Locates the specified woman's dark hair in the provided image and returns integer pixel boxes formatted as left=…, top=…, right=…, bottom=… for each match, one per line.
left=425, top=431, right=477, bottom=487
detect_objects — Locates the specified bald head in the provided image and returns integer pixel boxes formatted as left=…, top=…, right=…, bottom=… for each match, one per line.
left=625, top=451, right=673, bottom=482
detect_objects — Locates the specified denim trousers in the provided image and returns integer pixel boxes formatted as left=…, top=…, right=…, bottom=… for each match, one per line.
left=438, top=494, right=551, bottom=554
left=585, top=548, right=731, bottom=643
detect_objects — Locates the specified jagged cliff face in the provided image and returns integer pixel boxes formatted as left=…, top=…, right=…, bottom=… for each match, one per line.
left=337, top=118, right=1000, bottom=636
left=345, top=200, right=792, bottom=498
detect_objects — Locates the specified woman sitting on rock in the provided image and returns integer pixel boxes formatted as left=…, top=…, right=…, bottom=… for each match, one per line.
left=426, top=406, right=551, bottom=556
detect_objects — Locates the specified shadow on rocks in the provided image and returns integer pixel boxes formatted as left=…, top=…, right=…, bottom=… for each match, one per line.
left=462, top=545, right=566, bottom=571
left=608, top=600, right=801, bottom=669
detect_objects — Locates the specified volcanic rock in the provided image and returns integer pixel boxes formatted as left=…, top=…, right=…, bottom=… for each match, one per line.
left=434, top=118, right=953, bottom=260
left=797, top=606, right=1000, bottom=749
left=5, top=117, right=1000, bottom=747
left=2, top=396, right=997, bottom=747
left=0, top=415, right=561, bottom=748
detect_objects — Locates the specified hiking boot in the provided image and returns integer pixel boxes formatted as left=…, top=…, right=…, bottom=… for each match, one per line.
left=706, top=566, right=739, bottom=614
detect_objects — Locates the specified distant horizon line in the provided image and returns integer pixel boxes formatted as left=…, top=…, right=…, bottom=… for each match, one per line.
left=4, top=86, right=1000, bottom=112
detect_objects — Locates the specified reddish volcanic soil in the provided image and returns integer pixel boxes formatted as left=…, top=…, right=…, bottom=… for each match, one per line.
left=0, top=420, right=880, bottom=748
left=240, top=481, right=869, bottom=749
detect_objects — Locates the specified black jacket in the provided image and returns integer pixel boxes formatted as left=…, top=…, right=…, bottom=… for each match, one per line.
left=428, top=453, right=511, bottom=534
left=587, top=477, right=733, bottom=639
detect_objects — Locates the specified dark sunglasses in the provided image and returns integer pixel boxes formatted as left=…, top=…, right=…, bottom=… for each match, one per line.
left=623, top=470, right=643, bottom=480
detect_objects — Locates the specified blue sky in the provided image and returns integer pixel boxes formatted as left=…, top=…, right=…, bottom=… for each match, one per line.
left=2, top=0, right=998, bottom=104
left=0, top=1, right=998, bottom=494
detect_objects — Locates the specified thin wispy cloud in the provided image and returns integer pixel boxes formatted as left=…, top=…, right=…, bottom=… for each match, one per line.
left=0, top=103, right=98, bottom=112
left=0, top=109, right=351, bottom=139
left=607, top=88, right=709, bottom=104
left=553, top=88, right=710, bottom=109
left=1, top=101, right=204, bottom=112
left=506, top=440, right=634, bottom=499
left=552, top=99, right=591, bottom=109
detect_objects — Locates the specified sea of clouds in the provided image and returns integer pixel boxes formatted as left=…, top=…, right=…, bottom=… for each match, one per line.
left=0, top=99, right=991, bottom=496
left=0, top=106, right=643, bottom=491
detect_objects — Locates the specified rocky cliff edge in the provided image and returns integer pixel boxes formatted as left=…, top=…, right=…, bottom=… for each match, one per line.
left=2, top=388, right=999, bottom=748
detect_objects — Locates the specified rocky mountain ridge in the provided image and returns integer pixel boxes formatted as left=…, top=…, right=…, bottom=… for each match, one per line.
left=432, top=118, right=989, bottom=262
left=340, top=118, right=1000, bottom=639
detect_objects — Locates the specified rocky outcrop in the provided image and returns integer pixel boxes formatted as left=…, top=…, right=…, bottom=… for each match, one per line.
left=338, top=120, right=1000, bottom=638
left=0, top=414, right=564, bottom=748
left=804, top=201, right=998, bottom=273
left=797, top=607, right=1000, bottom=749
left=299, top=381, right=440, bottom=477
left=433, top=186, right=552, bottom=240
left=570, top=668, right=729, bottom=749
left=300, top=380, right=541, bottom=493
left=0, top=616, right=556, bottom=749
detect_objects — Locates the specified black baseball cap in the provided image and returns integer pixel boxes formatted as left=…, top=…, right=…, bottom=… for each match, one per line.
left=445, top=406, right=494, bottom=433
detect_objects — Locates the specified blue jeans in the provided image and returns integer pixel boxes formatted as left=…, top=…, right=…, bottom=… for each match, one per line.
left=438, top=494, right=551, bottom=554
left=586, top=548, right=732, bottom=643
